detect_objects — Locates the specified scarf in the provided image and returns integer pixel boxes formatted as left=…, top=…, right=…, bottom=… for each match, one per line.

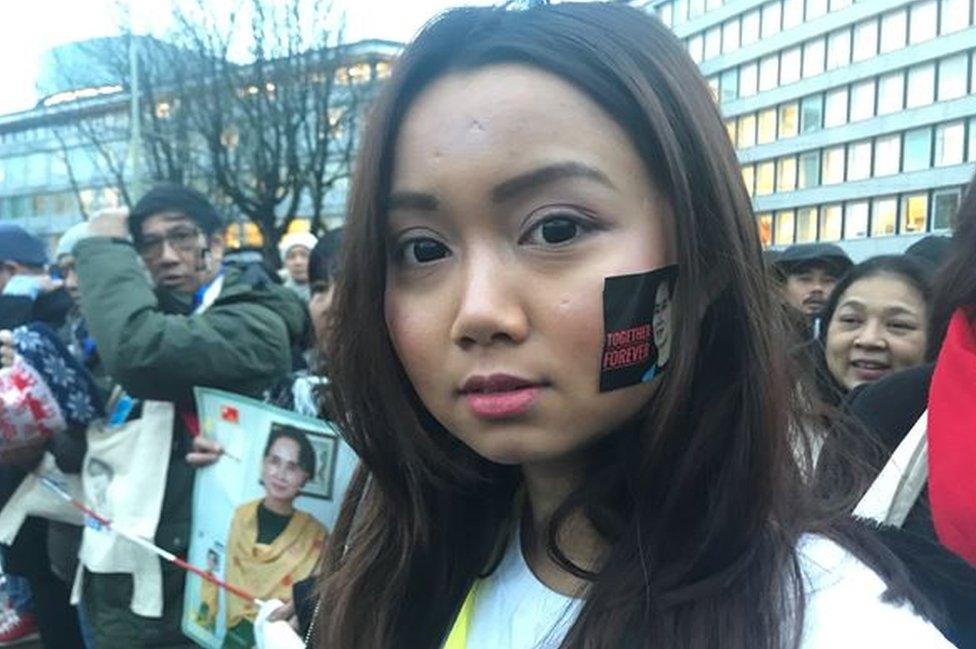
left=927, top=308, right=976, bottom=565
left=224, top=499, right=327, bottom=630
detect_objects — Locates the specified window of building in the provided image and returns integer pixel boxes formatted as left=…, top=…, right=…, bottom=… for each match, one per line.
left=802, top=38, right=826, bottom=79
left=879, top=9, right=907, bottom=54
left=783, top=0, right=804, bottom=29
left=906, top=64, right=936, bottom=108
left=850, top=79, right=875, bottom=122
left=796, top=207, right=818, bottom=242
left=740, top=62, right=758, bottom=98
left=781, top=47, right=802, bottom=85
left=742, top=9, right=761, bottom=45
left=935, top=121, right=966, bottom=166
left=822, top=146, right=846, bottom=184
left=847, top=140, right=872, bottom=181
left=707, top=0, right=722, bottom=11
left=877, top=71, right=905, bottom=115
left=24, top=153, right=49, bottom=187
left=901, top=193, right=929, bottom=233
left=874, top=133, right=902, bottom=176
left=705, top=26, right=722, bottom=60
left=707, top=77, right=720, bottom=102
left=904, top=127, right=933, bottom=172
left=720, top=68, right=739, bottom=103
left=872, top=197, right=898, bottom=236
left=775, top=210, right=795, bottom=244
left=758, top=213, right=773, bottom=247
left=798, top=150, right=821, bottom=188
left=845, top=201, right=869, bottom=239
left=852, top=19, right=878, bottom=62
left=826, top=29, right=851, bottom=70
left=689, top=0, right=705, bottom=19
left=762, top=1, right=783, bottom=37
left=779, top=102, right=799, bottom=138
left=673, top=0, right=688, bottom=25
left=759, top=55, right=780, bottom=92
left=940, top=0, right=970, bottom=33
left=725, top=119, right=737, bottom=144
left=800, top=95, right=823, bottom=134
left=830, top=0, right=852, bottom=10
left=742, top=164, right=756, bottom=196
left=910, top=0, right=938, bottom=44
left=757, top=108, right=778, bottom=144
left=807, top=0, right=828, bottom=20
left=658, top=3, right=673, bottom=26
left=932, top=189, right=960, bottom=230
left=722, top=19, right=741, bottom=54
left=938, top=54, right=969, bottom=101
left=972, top=56, right=976, bottom=99
left=970, top=117, right=976, bottom=161
left=7, top=196, right=29, bottom=219
left=824, top=87, right=848, bottom=128
left=820, top=205, right=843, bottom=241
left=688, top=35, right=704, bottom=64
left=756, top=161, right=776, bottom=195
left=738, top=114, right=757, bottom=148
left=777, top=156, right=797, bottom=192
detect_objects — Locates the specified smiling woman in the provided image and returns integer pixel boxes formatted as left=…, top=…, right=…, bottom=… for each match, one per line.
left=313, top=4, right=952, bottom=648
left=821, top=256, right=932, bottom=396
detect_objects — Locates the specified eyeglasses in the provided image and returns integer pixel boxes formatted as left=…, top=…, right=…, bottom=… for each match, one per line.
left=136, top=226, right=202, bottom=260
left=53, top=259, right=75, bottom=279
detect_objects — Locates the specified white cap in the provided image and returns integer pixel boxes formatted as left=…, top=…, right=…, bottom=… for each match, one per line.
left=278, top=232, right=318, bottom=257
left=55, top=221, right=93, bottom=259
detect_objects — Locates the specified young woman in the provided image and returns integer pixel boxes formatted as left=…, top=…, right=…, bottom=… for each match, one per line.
left=315, top=4, right=951, bottom=647
left=820, top=256, right=931, bottom=398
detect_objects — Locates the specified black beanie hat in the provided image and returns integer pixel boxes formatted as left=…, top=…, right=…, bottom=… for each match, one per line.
left=308, top=228, right=344, bottom=284
left=128, top=183, right=222, bottom=241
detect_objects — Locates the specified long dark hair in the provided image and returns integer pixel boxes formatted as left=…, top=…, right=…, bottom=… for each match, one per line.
left=319, top=4, right=922, bottom=647
left=928, top=174, right=976, bottom=359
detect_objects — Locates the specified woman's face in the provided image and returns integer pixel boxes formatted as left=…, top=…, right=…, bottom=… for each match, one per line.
left=384, top=65, right=673, bottom=467
left=261, top=437, right=309, bottom=503
left=652, top=281, right=672, bottom=366
left=825, top=274, right=928, bottom=391
left=285, top=246, right=311, bottom=284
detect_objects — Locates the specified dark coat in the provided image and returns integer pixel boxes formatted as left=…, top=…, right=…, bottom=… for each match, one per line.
left=847, top=365, right=976, bottom=648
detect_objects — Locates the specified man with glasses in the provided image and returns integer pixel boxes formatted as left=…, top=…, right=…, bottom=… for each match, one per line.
left=73, top=183, right=309, bottom=647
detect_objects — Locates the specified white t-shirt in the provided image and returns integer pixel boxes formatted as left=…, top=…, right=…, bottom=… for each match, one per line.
left=464, top=532, right=954, bottom=649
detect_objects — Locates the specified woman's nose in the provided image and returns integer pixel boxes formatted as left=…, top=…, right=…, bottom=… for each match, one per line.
left=450, top=252, right=529, bottom=348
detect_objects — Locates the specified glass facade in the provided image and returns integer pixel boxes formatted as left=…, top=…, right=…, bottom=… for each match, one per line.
left=605, top=0, right=975, bottom=249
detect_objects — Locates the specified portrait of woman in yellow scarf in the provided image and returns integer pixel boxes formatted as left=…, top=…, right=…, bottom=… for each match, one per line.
left=222, top=425, right=327, bottom=649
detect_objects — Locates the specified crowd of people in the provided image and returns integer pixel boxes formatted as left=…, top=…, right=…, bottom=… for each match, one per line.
left=1, top=2, right=975, bottom=648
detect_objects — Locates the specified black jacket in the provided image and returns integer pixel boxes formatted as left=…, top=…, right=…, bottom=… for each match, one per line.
left=847, top=365, right=976, bottom=648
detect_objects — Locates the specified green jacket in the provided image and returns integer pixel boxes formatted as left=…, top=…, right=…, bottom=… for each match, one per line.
left=75, top=237, right=308, bottom=554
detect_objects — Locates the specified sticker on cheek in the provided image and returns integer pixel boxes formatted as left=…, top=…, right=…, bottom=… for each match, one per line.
left=599, top=265, right=678, bottom=392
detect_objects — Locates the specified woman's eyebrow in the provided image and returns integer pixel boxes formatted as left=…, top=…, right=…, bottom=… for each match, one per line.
left=491, top=161, right=615, bottom=203
left=388, top=191, right=439, bottom=211
left=884, top=305, right=922, bottom=317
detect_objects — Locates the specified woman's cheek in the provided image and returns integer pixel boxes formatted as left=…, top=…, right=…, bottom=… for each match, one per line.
left=552, top=292, right=606, bottom=381
left=385, top=295, right=440, bottom=384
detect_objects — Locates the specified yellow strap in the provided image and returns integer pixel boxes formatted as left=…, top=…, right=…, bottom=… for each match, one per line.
left=443, top=585, right=477, bottom=649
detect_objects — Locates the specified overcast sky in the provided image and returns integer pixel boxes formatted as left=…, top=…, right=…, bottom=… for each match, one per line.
left=0, top=0, right=497, bottom=117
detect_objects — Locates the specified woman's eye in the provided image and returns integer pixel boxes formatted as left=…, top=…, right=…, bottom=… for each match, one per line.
left=524, top=216, right=585, bottom=246
left=889, top=321, right=916, bottom=331
left=398, top=238, right=450, bottom=265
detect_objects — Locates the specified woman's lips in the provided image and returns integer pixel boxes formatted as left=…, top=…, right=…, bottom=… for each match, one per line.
left=850, top=359, right=891, bottom=382
left=466, top=387, right=541, bottom=419
left=460, top=374, right=545, bottom=420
